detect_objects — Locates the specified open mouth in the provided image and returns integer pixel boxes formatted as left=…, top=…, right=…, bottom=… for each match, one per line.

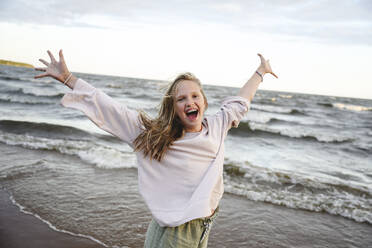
left=186, top=109, right=198, bottom=121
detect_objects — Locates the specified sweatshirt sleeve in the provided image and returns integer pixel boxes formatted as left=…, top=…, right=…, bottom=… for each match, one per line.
left=207, top=96, right=250, bottom=140
left=60, top=79, right=142, bottom=147
left=220, top=96, right=250, bottom=129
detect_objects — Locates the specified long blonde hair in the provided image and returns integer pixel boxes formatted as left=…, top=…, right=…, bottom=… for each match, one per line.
left=133, top=72, right=208, bottom=162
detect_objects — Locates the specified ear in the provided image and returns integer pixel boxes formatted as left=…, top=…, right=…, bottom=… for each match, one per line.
left=202, top=93, right=208, bottom=109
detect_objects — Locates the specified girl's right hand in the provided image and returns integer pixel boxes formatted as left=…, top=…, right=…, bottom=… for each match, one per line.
left=34, top=49, right=71, bottom=84
left=257, top=53, right=278, bottom=79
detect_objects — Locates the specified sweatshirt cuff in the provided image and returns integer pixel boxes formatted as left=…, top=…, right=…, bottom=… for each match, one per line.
left=60, top=78, right=96, bottom=107
left=222, top=96, right=251, bottom=112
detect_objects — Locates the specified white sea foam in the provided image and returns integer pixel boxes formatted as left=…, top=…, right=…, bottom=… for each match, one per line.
left=278, top=94, right=293, bottom=99
left=244, top=111, right=316, bottom=126
left=223, top=163, right=372, bottom=224
left=0, top=94, right=55, bottom=104
left=250, top=103, right=296, bottom=114
left=333, top=103, right=372, bottom=112
left=8, top=194, right=110, bottom=248
left=0, top=131, right=137, bottom=169
left=21, top=87, right=63, bottom=97
left=248, top=122, right=353, bottom=143
left=225, top=183, right=372, bottom=224
left=245, top=111, right=273, bottom=124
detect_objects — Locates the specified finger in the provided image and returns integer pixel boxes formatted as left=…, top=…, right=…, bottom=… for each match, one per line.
left=47, top=50, right=57, bottom=63
left=271, top=72, right=279, bottom=78
left=39, top=59, right=49, bottom=66
left=34, top=73, right=49, bottom=79
left=59, top=49, right=65, bottom=63
left=257, top=53, right=265, bottom=62
left=35, top=67, right=46, bottom=72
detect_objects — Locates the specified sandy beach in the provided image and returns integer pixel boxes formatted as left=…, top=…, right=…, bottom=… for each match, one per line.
left=2, top=173, right=372, bottom=248
left=0, top=189, right=105, bottom=248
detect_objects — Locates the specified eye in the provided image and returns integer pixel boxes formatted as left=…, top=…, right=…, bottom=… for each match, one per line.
left=177, top=97, right=184, bottom=102
left=193, top=94, right=199, bottom=98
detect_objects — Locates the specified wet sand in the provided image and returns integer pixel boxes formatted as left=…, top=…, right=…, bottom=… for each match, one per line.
left=2, top=186, right=372, bottom=248
left=0, top=190, right=105, bottom=248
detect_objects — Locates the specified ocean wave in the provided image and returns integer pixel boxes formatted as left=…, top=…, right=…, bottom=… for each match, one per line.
left=278, top=94, right=293, bottom=99
left=105, top=83, right=123, bottom=89
left=251, top=104, right=305, bottom=115
left=223, top=162, right=372, bottom=224
left=233, top=121, right=353, bottom=143
left=0, top=94, right=56, bottom=105
left=0, top=75, right=54, bottom=85
left=1, top=87, right=65, bottom=98
left=317, top=102, right=333, bottom=108
left=264, top=117, right=312, bottom=126
left=0, top=120, right=97, bottom=140
left=0, top=165, right=41, bottom=181
left=0, top=85, right=64, bottom=105
left=353, top=140, right=372, bottom=153
left=0, top=75, right=30, bottom=83
left=318, top=102, right=372, bottom=112
left=0, top=127, right=136, bottom=170
left=332, top=103, right=372, bottom=112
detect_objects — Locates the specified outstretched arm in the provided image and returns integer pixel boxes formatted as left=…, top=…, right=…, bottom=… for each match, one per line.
left=34, top=49, right=77, bottom=89
left=238, top=53, right=278, bottom=102
left=34, top=49, right=142, bottom=145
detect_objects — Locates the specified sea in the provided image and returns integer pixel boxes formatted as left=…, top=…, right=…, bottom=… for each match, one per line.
left=0, top=64, right=371, bottom=247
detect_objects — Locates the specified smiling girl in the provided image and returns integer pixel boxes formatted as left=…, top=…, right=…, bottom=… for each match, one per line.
left=35, top=50, right=277, bottom=247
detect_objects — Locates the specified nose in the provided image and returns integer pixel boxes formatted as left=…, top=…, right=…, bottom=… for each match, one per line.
left=185, top=97, right=194, bottom=107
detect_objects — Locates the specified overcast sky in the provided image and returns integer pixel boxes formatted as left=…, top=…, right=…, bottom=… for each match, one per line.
left=1, top=0, right=371, bottom=99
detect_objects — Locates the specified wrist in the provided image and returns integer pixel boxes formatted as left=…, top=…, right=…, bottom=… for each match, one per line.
left=63, top=73, right=73, bottom=85
left=66, top=75, right=78, bottom=89
left=255, top=70, right=263, bottom=82
left=256, top=66, right=266, bottom=75
left=61, top=71, right=71, bottom=82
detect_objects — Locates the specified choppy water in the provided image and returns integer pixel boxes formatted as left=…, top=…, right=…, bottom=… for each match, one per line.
left=0, top=65, right=371, bottom=247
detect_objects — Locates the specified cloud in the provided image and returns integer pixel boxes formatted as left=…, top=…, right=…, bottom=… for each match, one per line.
left=1, top=0, right=371, bottom=45
left=210, top=3, right=242, bottom=13
left=205, top=0, right=372, bottom=45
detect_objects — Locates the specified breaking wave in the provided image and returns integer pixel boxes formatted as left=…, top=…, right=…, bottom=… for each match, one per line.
left=232, top=121, right=353, bottom=143
left=223, top=161, right=372, bottom=225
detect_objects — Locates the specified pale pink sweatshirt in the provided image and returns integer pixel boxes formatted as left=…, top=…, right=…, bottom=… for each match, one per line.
left=61, top=79, right=250, bottom=227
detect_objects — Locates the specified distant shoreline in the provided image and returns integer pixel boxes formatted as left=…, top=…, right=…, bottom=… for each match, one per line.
left=0, top=59, right=34, bottom=68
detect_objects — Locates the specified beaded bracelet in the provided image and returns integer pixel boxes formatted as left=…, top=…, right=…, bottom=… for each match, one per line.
left=255, top=70, right=263, bottom=82
left=63, top=73, right=72, bottom=85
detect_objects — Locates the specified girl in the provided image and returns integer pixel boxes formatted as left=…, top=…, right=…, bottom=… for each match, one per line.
left=34, top=50, right=277, bottom=247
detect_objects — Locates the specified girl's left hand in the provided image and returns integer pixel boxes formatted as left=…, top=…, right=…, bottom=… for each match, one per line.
left=34, top=49, right=71, bottom=84
left=257, top=53, right=278, bottom=78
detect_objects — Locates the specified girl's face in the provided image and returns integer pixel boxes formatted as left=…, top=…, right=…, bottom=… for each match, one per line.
left=174, top=80, right=206, bottom=132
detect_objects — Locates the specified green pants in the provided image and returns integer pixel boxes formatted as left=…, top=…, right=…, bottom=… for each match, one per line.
left=144, top=207, right=219, bottom=248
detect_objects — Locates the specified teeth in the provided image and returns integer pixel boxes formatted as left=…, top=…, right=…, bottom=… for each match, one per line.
left=186, top=109, right=197, bottom=114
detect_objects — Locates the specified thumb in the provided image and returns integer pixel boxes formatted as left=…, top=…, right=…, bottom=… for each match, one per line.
left=59, top=49, right=65, bottom=63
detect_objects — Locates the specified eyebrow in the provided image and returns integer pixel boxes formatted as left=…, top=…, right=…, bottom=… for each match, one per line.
left=176, top=92, right=200, bottom=98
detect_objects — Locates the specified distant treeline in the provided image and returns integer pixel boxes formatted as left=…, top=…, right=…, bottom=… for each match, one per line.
left=0, top=59, right=34, bottom=68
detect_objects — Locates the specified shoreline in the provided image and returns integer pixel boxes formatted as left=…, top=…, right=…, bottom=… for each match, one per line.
left=0, top=143, right=371, bottom=247
left=0, top=189, right=105, bottom=248
left=0, top=59, right=33, bottom=68
left=2, top=186, right=372, bottom=248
